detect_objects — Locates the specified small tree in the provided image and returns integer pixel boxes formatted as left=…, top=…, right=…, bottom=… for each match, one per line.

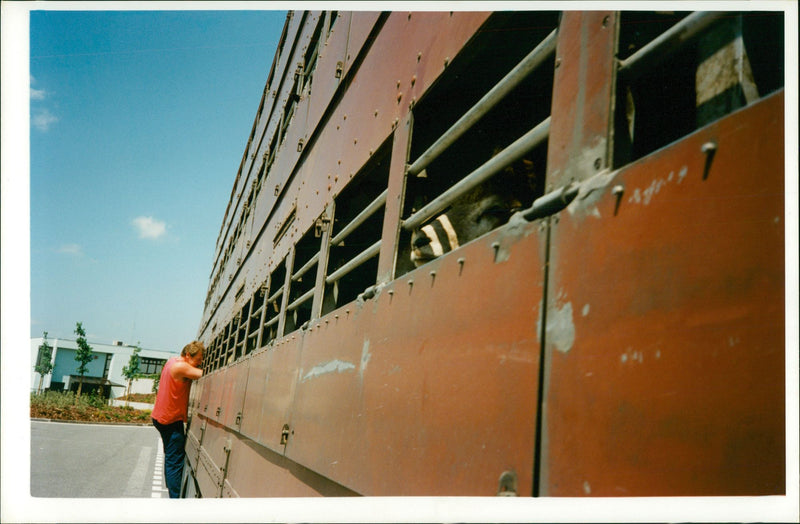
left=73, top=322, right=94, bottom=398
left=34, top=331, right=54, bottom=394
left=121, top=343, right=142, bottom=406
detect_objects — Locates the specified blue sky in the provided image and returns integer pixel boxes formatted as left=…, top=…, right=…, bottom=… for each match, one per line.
left=25, top=8, right=287, bottom=351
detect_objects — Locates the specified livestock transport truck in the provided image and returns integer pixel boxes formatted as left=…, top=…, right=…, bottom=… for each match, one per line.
left=182, top=10, right=787, bottom=498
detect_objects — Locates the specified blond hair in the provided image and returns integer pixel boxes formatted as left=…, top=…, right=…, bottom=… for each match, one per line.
left=181, top=340, right=204, bottom=357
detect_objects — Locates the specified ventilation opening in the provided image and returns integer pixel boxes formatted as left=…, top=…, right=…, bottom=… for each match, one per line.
left=614, top=11, right=784, bottom=166
left=321, top=141, right=391, bottom=315
left=246, top=282, right=267, bottom=355
left=397, top=11, right=556, bottom=276
left=262, top=259, right=287, bottom=345
left=203, top=338, right=214, bottom=373
left=285, top=227, right=321, bottom=333
left=232, top=303, right=248, bottom=362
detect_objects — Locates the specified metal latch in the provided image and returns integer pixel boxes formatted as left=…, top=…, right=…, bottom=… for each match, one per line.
left=521, top=183, right=580, bottom=222
left=280, top=424, right=291, bottom=445
left=315, top=214, right=330, bottom=237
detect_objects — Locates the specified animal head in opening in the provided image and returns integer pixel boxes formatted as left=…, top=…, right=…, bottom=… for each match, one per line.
left=410, top=158, right=537, bottom=268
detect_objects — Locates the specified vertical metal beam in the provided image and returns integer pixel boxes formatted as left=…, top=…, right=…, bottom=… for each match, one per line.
left=376, top=112, right=413, bottom=284
left=255, top=276, right=269, bottom=349
left=538, top=11, right=620, bottom=496
left=277, top=249, right=295, bottom=338
left=312, top=202, right=335, bottom=319
left=545, top=11, right=619, bottom=189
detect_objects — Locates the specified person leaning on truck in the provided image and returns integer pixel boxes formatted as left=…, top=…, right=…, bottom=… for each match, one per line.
left=151, top=340, right=204, bottom=498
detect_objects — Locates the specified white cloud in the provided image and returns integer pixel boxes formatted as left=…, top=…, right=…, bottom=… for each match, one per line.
left=30, top=87, right=47, bottom=100
left=32, top=108, right=58, bottom=132
left=58, top=243, right=82, bottom=255
left=132, top=216, right=167, bottom=239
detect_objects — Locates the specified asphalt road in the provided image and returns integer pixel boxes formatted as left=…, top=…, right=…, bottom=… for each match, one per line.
left=30, top=420, right=169, bottom=498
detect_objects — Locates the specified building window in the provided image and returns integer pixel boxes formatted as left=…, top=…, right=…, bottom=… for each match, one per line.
left=140, top=357, right=165, bottom=375
left=103, top=354, right=112, bottom=378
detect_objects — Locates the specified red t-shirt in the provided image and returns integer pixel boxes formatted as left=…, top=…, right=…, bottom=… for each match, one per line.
left=152, top=357, right=192, bottom=424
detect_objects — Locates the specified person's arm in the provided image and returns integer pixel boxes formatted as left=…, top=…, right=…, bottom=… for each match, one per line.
left=170, top=359, right=203, bottom=381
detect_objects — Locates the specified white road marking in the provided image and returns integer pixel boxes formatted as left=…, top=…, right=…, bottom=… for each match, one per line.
left=151, top=439, right=169, bottom=498
left=123, top=446, right=152, bottom=497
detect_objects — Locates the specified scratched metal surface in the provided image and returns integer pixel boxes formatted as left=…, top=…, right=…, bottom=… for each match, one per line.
left=284, top=218, right=546, bottom=496
left=546, top=11, right=618, bottom=188
left=540, top=92, right=785, bottom=496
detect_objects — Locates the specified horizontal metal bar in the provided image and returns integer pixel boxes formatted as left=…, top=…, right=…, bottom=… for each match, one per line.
left=618, top=11, right=725, bottom=80
left=286, top=288, right=314, bottom=312
left=325, top=240, right=381, bottom=285
left=403, top=117, right=550, bottom=232
left=268, top=288, right=283, bottom=303
left=250, top=305, right=263, bottom=320
left=407, top=29, right=557, bottom=177
left=292, top=252, right=319, bottom=281
left=330, top=189, right=388, bottom=246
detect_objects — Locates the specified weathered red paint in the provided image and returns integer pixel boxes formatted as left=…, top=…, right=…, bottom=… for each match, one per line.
left=542, top=92, right=785, bottom=496
left=547, top=11, right=618, bottom=187
left=287, top=220, right=546, bottom=495
left=187, top=10, right=787, bottom=499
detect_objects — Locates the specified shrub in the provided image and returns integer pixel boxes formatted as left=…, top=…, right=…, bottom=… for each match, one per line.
left=30, top=391, right=152, bottom=424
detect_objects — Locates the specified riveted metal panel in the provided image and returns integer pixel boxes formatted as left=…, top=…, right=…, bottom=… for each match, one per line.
left=197, top=373, right=213, bottom=420
left=239, top=346, right=270, bottom=440
left=307, top=12, right=350, bottom=130
left=288, top=218, right=546, bottom=495
left=288, top=12, right=491, bottom=256
left=342, top=12, right=383, bottom=76
left=225, top=430, right=354, bottom=497
left=185, top=429, right=201, bottom=472
left=541, top=92, right=785, bottom=496
left=195, top=443, right=223, bottom=497
left=220, top=357, right=249, bottom=430
left=257, top=337, right=302, bottom=453
left=196, top=420, right=231, bottom=489
left=221, top=479, right=237, bottom=498
left=546, top=11, right=618, bottom=188
left=207, top=367, right=226, bottom=424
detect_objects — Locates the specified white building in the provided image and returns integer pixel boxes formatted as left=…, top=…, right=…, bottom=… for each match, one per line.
left=31, top=337, right=179, bottom=399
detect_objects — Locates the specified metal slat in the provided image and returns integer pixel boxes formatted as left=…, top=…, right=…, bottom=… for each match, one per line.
left=292, top=252, right=320, bottom=281
left=286, top=288, right=315, bottom=312
left=403, top=117, right=550, bottom=232
left=325, top=240, right=381, bottom=284
left=268, top=288, right=283, bottom=303
left=407, top=29, right=557, bottom=177
left=330, top=189, right=388, bottom=246
left=618, top=11, right=725, bottom=80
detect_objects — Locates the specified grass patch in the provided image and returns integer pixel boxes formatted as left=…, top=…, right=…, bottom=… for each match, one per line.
left=117, top=392, right=156, bottom=404
left=31, top=391, right=152, bottom=424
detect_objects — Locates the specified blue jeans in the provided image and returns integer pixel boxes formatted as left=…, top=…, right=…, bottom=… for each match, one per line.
left=152, top=419, right=185, bottom=498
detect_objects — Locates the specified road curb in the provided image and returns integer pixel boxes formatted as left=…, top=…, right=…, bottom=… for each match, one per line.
left=31, top=417, right=152, bottom=427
